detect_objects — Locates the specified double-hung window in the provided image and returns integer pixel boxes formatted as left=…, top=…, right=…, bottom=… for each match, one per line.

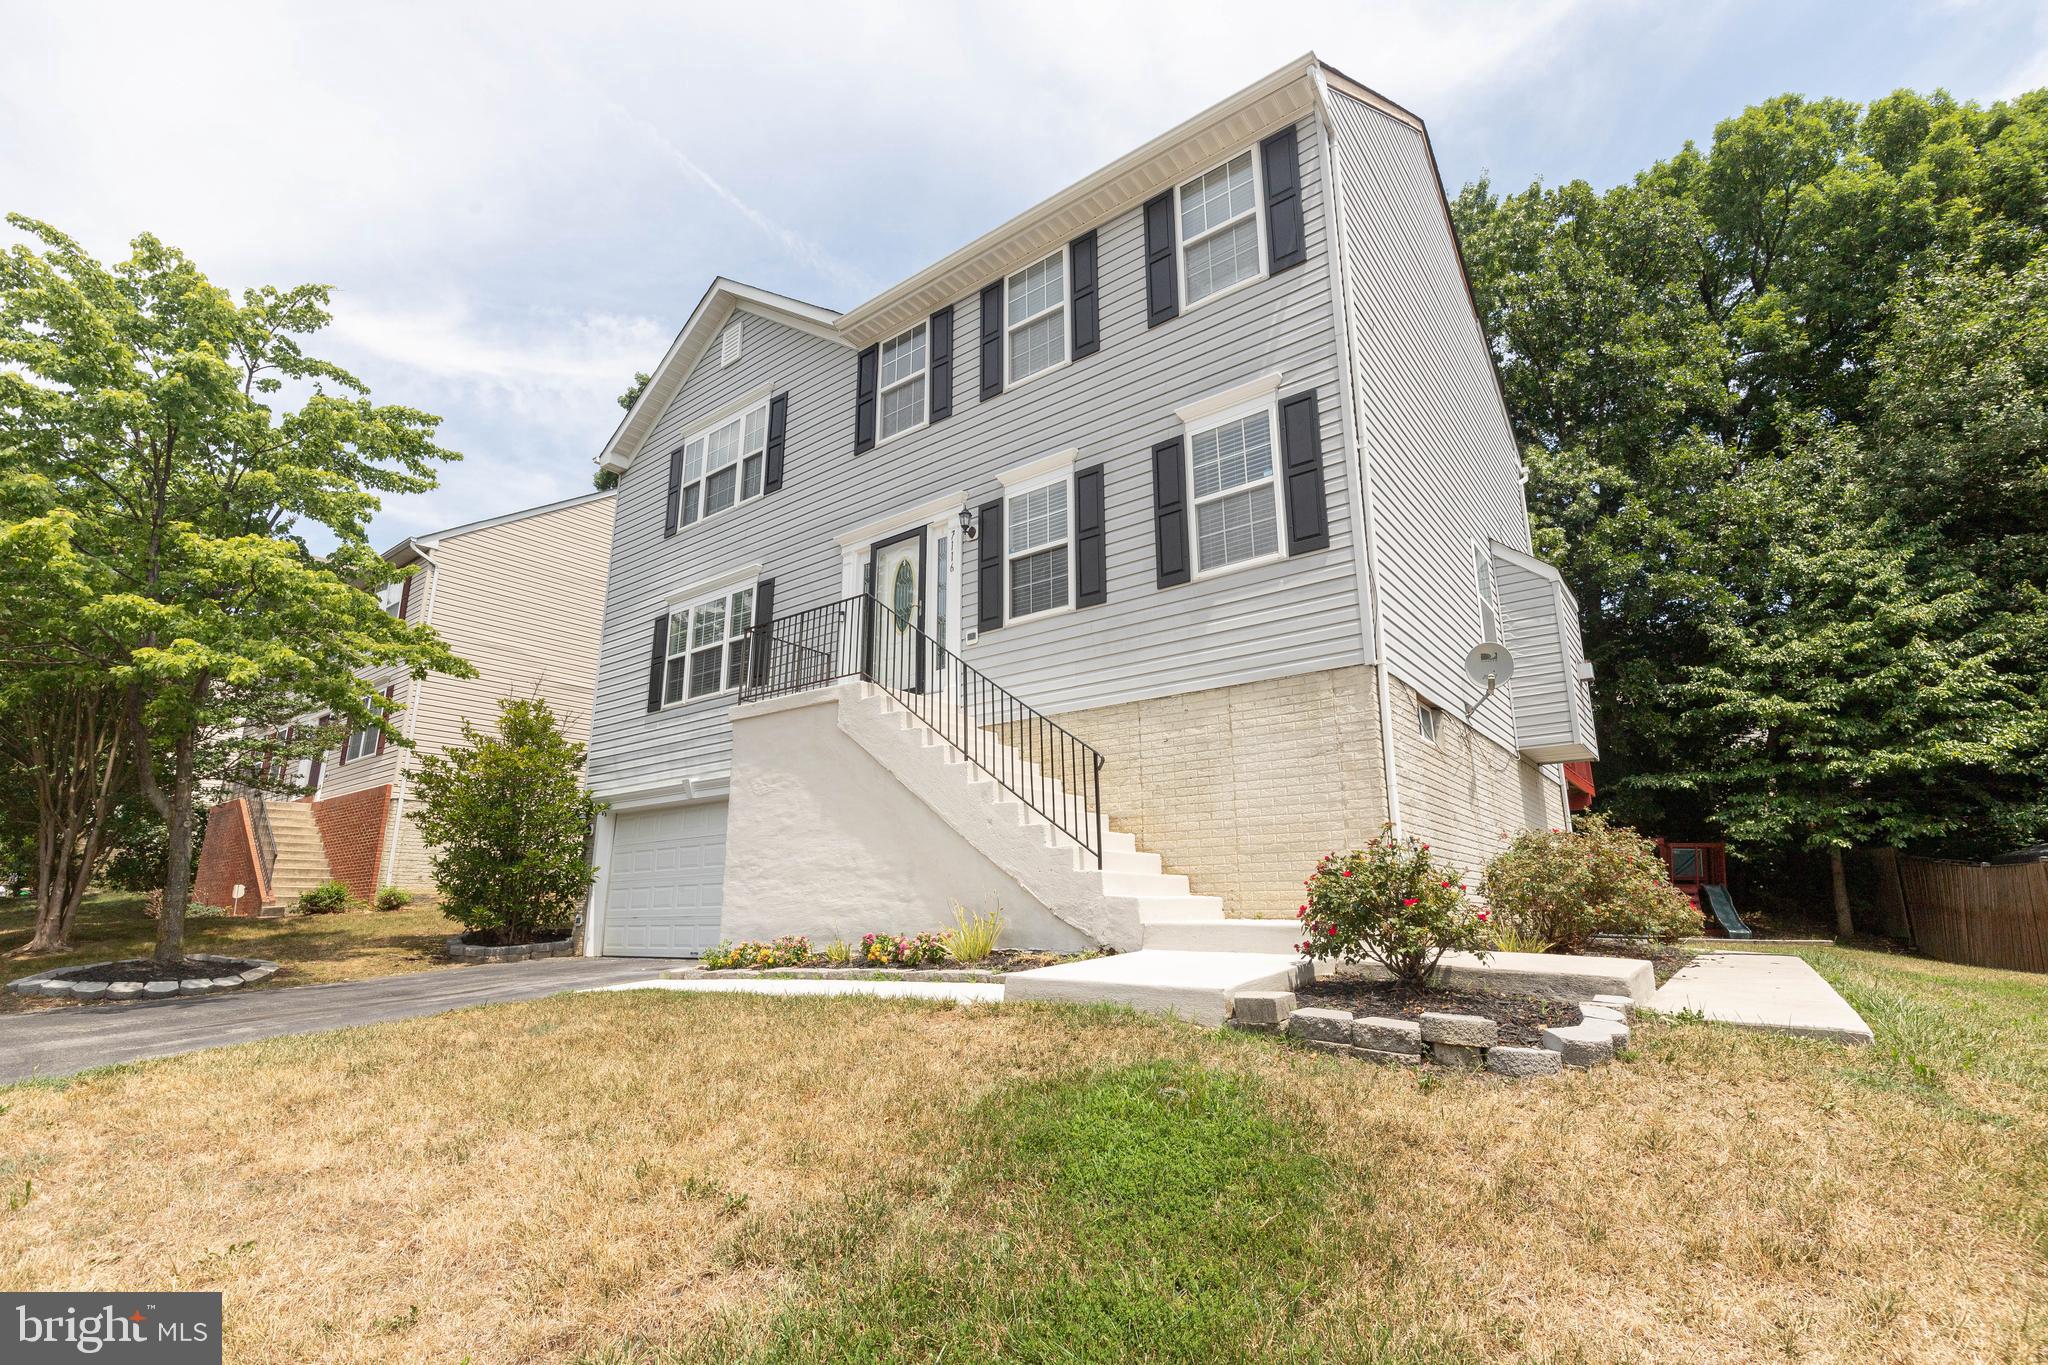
left=1177, top=149, right=1264, bottom=307
left=678, top=400, right=770, bottom=528
left=1187, top=401, right=1282, bottom=575
left=1005, top=249, right=1067, bottom=385
left=343, top=694, right=381, bottom=762
left=1005, top=470, right=1072, bottom=620
left=663, top=584, right=756, bottom=704
left=878, top=322, right=928, bottom=441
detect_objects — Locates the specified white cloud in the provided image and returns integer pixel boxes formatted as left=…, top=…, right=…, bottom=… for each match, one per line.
left=6, top=0, right=2042, bottom=547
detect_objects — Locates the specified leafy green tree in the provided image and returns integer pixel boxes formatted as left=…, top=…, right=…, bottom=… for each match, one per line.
left=1454, top=85, right=2048, bottom=888
left=407, top=697, right=601, bottom=946
left=0, top=217, right=472, bottom=964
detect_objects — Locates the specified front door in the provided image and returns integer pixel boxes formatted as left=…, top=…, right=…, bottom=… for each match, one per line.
left=866, top=527, right=926, bottom=692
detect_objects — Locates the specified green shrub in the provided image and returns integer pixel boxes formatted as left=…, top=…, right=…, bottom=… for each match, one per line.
left=1299, top=829, right=1490, bottom=986
left=408, top=698, right=601, bottom=946
left=1482, top=815, right=1699, bottom=952
left=862, top=931, right=948, bottom=967
left=373, top=886, right=413, bottom=913
left=945, top=902, right=1006, bottom=963
left=703, top=936, right=813, bottom=970
left=296, top=880, right=353, bottom=914
left=1489, top=922, right=1555, bottom=954
left=185, top=903, right=230, bottom=919
left=822, top=939, right=853, bottom=965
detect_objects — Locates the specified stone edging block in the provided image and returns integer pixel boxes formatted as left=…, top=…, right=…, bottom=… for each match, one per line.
left=7, top=955, right=282, bottom=1002
left=445, top=936, right=576, bottom=963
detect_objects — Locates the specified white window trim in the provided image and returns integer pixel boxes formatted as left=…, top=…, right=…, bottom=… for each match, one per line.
left=1415, top=697, right=1442, bottom=745
left=661, top=577, right=760, bottom=708
left=1183, top=388, right=1286, bottom=582
left=1472, top=538, right=1500, bottom=644
left=1002, top=244, right=1071, bottom=392
left=1000, top=461, right=1077, bottom=626
left=875, top=321, right=930, bottom=447
left=1175, top=144, right=1269, bottom=314
left=677, top=396, right=772, bottom=530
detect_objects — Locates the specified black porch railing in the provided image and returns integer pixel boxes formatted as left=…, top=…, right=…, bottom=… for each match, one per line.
left=740, top=594, right=1106, bottom=866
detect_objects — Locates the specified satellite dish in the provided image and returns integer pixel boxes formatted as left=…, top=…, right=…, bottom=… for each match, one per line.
left=1462, top=643, right=1514, bottom=717
left=1464, top=642, right=1514, bottom=688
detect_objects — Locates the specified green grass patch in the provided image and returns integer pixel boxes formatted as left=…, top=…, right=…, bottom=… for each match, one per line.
left=692, top=1060, right=1338, bottom=1363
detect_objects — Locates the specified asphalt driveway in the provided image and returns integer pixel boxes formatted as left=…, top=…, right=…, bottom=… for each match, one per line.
left=0, top=956, right=689, bottom=1084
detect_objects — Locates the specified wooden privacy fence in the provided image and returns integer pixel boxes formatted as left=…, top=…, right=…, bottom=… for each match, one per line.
left=1869, top=849, right=2048, bottom=973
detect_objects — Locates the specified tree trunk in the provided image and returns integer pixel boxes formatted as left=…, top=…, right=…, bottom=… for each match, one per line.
left=152, top=728, right=199, bottom=967
left=19, top=691, right=125, bottom=955
left=1829, top=847, right=1854, bottom=941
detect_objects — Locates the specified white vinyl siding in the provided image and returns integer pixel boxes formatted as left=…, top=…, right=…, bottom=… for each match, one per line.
left=1178, top=149, right=1264, bottom=308
left=1005, top=249, right=1067, bottom=385
left=1187, top=405, right=1281, bottom=575
left=1327, top=90, right=1533, bottom=757
left=587, top=113, right=1357, bottom=800
left=878, top=323, right=928, bottom=441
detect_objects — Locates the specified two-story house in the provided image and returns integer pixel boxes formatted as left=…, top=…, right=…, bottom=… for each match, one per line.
left=579, top=54, right=1597, bottom=969
left=192, top=490, right=616, bottom=912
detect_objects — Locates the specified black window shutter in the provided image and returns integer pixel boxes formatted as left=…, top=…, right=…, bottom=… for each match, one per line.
left=1069, top=230, right=1099, bottom=360
left=976, top=497, right=1005, bottom=630
left=663, top=447, right=684, bottom=537
left=928, top=306, right=953, bottom=421
left=1151, top=438, right=1191, bottom=587
left=978, top=283, right=1003, bottom=400
left=1261, top=125, right=1307, bottom=274
left=396, top=573, right=412, bottom=621
left=748, top=577, right=775, bottom=686
left=646, top=611, right=670, bottom=712
left=1278, top=389, right=1330, bottom=554
left=1074, top=464, right=1107, bottom=608
left=763, top=392, right=789, bottom=493
left=853, top=346, right=879, bottom=454
left=1143, top=191, right=1180, bottom=327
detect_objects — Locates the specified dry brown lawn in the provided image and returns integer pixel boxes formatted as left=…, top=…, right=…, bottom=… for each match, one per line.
left=1, top=946, right=2044, bottom=1363
left=1, top=892, right=462, bottom=1012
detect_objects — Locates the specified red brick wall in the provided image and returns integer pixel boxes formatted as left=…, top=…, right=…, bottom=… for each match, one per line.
left=311, top=785, right=391, bottom=904
left=192, top=797, right=266, bottom=915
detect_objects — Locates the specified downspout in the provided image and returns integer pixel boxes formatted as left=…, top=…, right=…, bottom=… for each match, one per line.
left=379, top=542, right=439, bottom=889
left=1311, top=69, right=1403, bottom=832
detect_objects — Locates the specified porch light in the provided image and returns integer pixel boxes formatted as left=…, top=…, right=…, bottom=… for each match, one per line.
left=958, top=505, right=979, bottom=541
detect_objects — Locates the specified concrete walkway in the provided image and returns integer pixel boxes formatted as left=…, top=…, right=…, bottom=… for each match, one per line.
left=0, top=956, right=689, bottom=1084
left=594, top=977, right=1005, bottom=1004
left=1648, top=951, right=1874, bottom=1045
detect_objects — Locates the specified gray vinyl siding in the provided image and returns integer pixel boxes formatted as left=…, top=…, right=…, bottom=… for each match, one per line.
left=588, top=111, right=1365, bottom=799
left=1326, top=92, right=1532, bottom=756
left=1492, top=555, right=1573, bottom=743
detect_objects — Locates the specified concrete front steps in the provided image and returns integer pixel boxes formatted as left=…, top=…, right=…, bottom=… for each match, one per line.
left=258, top=800, right=332, bottom=910
left=1005, top=950, right=1310, bottom=1028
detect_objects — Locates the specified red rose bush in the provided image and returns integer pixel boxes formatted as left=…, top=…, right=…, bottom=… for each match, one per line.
left=1298, top=827, right=1490, bottom=986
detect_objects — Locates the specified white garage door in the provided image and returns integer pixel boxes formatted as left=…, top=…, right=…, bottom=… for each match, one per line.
left=603, top=801, right=727, bottom=957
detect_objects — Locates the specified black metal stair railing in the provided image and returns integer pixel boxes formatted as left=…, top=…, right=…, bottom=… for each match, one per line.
left=740, top=594, right=1106, bottom=866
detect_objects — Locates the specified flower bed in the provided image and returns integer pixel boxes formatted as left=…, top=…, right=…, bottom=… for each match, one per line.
left=693, top=947, right=1089, bottom=977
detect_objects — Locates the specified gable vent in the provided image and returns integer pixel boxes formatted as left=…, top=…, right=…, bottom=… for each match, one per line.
left=720, top=316, right=743, bottom=366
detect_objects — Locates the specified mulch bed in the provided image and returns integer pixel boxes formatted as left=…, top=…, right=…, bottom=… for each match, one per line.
left=58, top=957, right=262, bottom=984
left=1293, top=977, right=1580, bottom=1047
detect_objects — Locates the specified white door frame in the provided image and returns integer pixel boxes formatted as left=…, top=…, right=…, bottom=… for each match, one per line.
left=838, top=501, right=964, bottom=663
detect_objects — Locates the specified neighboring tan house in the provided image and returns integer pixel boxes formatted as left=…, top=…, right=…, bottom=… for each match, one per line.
left=192, top=490, right=615, bottom=912
left=578, top=53, right=1598, bottom=962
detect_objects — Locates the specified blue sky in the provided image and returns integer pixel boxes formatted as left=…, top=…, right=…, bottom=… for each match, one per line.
left=4, top=0, right=2043, bottom=548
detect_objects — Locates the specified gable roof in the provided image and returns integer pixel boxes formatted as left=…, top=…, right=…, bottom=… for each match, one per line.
left=596, top=52, right=1480, bottom=478
left=384, top=488, right=616, bottom=567
left=598, top=280, right=842, bottom=475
